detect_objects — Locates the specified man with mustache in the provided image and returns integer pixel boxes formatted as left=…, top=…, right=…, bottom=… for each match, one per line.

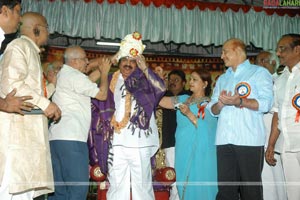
left=88, top=32, right=166, bottom=200
left=266, top=34, right=300, bottom=200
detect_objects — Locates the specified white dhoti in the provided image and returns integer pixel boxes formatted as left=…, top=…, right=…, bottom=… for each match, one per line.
left=107, top=146, right=155, bottom=200
left=281, top=152, right=300, bottom=200
left=262, top=152, right=287, bottom=200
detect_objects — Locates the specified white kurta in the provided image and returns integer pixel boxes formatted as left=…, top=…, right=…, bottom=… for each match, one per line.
left=49, top=64, right=99, bottom=142
left=0, top=36, right=53, bottom=197
left=112, top=73, right=159, bottom=153
left=272, top=63, right=300, bottom=200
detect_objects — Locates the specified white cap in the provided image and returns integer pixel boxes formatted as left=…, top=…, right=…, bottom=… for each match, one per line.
left=116, top=31, right=146, bottom=61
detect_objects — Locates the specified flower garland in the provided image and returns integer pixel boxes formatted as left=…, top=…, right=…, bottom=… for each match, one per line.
left=110, top=70, right=132, bottom=133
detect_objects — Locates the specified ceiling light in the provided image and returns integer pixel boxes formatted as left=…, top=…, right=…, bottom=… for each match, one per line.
left=96, top=42, right=120, bottom=46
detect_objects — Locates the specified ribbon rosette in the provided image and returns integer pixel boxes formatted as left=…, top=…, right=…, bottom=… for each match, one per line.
left=236, top=82, right=251, bottom=108
left=197, top=101, right=208, bottom=119
left=292, top=93, right=300, bottom=123
left=236, top=82, right=251, bottom=98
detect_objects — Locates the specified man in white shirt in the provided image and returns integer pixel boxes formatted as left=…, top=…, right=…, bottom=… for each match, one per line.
left=48, top=46, right=111, bottom=200
left=256, top=50, right=287, bottom=200
left=266, top=34, right=300, bottom=200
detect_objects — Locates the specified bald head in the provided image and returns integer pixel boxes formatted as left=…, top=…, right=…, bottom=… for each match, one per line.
left=255, top=51, right=278, bottom=74
left=19, top=12, right=49, bottom=47
left=224, top=38, right=247, bottom=57
left=20, top=12, right=47, bottom=35
left=221, top=38, right=247, bottom=70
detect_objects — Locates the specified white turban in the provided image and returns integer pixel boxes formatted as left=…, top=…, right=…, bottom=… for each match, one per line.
left=116, top=31, right=146, bottom=61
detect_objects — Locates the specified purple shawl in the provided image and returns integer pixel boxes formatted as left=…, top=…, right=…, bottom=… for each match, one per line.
left=88, top=67, right=166, bottom=175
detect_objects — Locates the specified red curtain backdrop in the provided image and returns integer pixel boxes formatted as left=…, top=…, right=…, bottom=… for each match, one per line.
left=47, top=0, right=299, bottom=17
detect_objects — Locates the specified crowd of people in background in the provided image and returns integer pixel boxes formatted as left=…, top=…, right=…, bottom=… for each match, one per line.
left=0, top=1, right=300, bottom=200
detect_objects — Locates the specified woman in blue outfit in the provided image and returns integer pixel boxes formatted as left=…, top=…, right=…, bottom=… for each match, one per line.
left=160, top=69, right=218, bottom=200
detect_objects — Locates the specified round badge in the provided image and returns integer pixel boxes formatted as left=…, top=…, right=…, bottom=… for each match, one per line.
left=292, top=93, right=300, bottom=111
left=236, top=82, right=251, bottom=98
left=199, top=100, right=209, bottom=107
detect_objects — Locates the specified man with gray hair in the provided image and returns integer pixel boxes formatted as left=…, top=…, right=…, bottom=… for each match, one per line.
left=266, top=33, right=300, bottom=200
left=48, top=45, right=111, bottom=200
left=255, top=50, right=287, bottom=200
left=256, top=50, right=279, bottom=76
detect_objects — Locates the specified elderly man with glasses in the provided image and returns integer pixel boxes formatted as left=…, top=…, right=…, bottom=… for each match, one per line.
left=48, top=45, right=111, bottom=200
left=266, top=33, right=300, bottom=200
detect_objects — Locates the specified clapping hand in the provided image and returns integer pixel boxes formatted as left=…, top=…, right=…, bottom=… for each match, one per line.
left=218, top=90, right=240, bottom=106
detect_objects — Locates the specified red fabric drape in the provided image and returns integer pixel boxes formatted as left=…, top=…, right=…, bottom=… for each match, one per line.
left=49, top=0, right=299, bottom=17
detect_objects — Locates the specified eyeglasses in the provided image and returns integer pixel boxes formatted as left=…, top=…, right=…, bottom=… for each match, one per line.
left=75, top=57, right=88, bottom=62
left=276, top=46, right=291, bottom=53
left=168, top=78, right=181, bottom=83
left=37, top=24, right=49, bottom=31
left=257, top=58, right=270, bottom=65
